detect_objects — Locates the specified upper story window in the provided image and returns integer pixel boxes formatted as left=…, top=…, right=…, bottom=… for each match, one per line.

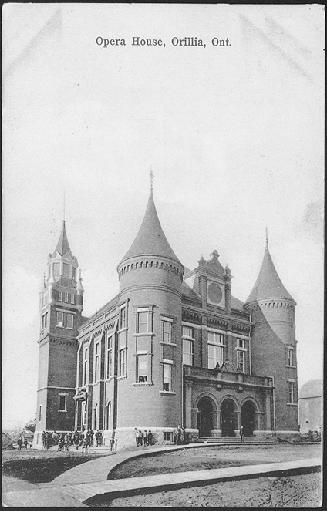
left=66, top=313, right=73, bottom=329
left=137, top=354, right=148, bottom=383
left=83, top=348, right=88, bottom=386
left=236, top=350, right=245, bottom=372
left=207, top=331, right=224, bottom=369
left=64, top=292, right=69, bottom=303
left=72, top=267, right=76, bottom=280
left=56, top=310, right=63, bottom=327
left=53, top=262, right=60, bottom=280
left=94, top=342, right=100, bottom=382
left=163, top=363, right=172, bottom=392
left=120, top=306, right=127, bottom=329
left=59, top=395, right=67, bottom=412
left=137, top=309, right=151, bottom=333
left=161, top=319, right=172, bottom=343
left=183, top=339, right=194, bottom=366
left=71, top=293, right=75, bottom=304
left=63, top=263, right=70, bottom=278
left=288, top=381, right=296, bottom=403
left=287, top=347, right=294, bottom=367
left=119, top=347, right=126, bottom=377
left=106, top=335, right=113, bottom=379
left=237, top=338, right=245, bottom=349
left=182, top=326, right=194, bottom=339
left=58, top=291, right=63, bottom=302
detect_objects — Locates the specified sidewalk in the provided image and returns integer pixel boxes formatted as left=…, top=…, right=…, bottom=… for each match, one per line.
left=3, top=443, right=321, bottom=508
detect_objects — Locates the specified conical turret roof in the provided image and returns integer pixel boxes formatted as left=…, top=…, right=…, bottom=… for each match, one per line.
left=246, top=248, right=294, bottom=303
left=121, top=191, right=181, bottom=264
left=55, top=220, right=72, bottom=256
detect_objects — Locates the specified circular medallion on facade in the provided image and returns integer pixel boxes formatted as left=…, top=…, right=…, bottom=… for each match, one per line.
left=207, top=281, right=222, bottom=304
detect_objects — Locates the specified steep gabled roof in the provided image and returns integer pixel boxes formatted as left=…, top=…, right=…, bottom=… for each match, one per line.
left=55, top=220, right=72, bottom=256
left=120, top=192, right=181, bottom=264
left=246, top=248, right=294, bottom=303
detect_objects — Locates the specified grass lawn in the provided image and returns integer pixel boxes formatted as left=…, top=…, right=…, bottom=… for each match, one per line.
left=2, top=448, right=108, bottom=483
left=108, top=443, right=322, bottom=480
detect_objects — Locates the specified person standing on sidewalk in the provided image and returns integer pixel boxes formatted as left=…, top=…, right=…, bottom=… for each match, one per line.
left=240, top=425, right=244, bottom=443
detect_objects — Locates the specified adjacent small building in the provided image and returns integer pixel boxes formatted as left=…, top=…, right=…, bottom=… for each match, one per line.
left=34, top=183, right=299, bottom=449
left=298, top=379, right=322, bottom=433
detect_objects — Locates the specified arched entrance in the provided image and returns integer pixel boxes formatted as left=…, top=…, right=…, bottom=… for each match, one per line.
left=221, top=399, right=237, bottom=437
left=241, top=400, right=256, bottom=436
left=197, top=396, right=216, bottom=437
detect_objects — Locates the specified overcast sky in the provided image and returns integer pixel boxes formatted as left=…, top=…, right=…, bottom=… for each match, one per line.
left=3, top=4, right=324, bottom=429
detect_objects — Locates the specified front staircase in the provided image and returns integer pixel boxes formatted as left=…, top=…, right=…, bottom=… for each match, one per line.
left=198, top=436, right=277, bottom=446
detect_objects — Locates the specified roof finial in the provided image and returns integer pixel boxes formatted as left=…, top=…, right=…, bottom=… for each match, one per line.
left=150, top=169, right=154, bottom=197
left=265, top=226, right=269, bottom=251
left=63, top=190, right=66, bottom=222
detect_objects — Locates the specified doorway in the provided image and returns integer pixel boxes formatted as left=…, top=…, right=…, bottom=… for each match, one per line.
left=241, top=400, right=256, bottom=436
left=197, top=396, right=216, bottom=437
left=221, top=399, right=236, bottom=436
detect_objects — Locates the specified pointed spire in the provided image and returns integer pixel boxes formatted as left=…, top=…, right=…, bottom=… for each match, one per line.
left=150, top=169, right=154, bottom=198
left=55, top=220, right=72, bottom=256
left=265, top=226, right=269, bottom=251
left=120, top=182, right=180, bottom=264
left=246, top=247, right=294, bottom=303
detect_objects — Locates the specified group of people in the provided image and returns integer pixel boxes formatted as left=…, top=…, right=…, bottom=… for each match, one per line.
left=17, top=437, right=29, bottom=450
left=41, top=429, right=104, bottom=451
left=134, top=428, right=154, bottom=447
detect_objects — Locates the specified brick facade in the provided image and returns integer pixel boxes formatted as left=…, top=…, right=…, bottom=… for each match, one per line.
left=34, top=192, right=299, bottom=448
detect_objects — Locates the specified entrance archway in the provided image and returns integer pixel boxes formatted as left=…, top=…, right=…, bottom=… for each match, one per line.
left=221, top=399, right=237, bottom=436
left=241, top=400, right=256, bottom=436
left=197, top=396, right=216, bottom=437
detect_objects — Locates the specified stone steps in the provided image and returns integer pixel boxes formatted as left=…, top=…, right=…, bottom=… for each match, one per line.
left=198, top=436, right=277, bottom=445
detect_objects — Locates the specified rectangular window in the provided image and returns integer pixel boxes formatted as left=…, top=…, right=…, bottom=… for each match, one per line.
left=83, top=348, right=88, bottom=386
left=137, top=354, right=148, bottom=383
left=106, top=336, right=113, bottom=379
left=72, top=267, right=76, bottom=280
left=94, top=343, right=100, bottom=382
left=287, top=347, right=294, bottom=366
left=288, top=381, right=295, bottom=403
left=162, top=320, right=172, bottom=343
left=53, top=262, right=60, bottom=279
left=58, top=291, right=63, bottom=302
left=63, top=263, right=70, bottom=278
left=164, top=432, right=172, bottom=441
left=237, top=338, right=245, bottom=349
left=119, top=348, right=126, bottom=377
left=59, top=395, right=66, bottom=411
left=183, top=339, right=194, bottom=366
left=182, top=326, right=194, bottom=339
left=64, top=292, right=69, bottom=303
left=66, top=313, right=73, bottom=329
left=163, top=363, right=172, bottom=391
left=56, top=310, right=63, bottom=327
left=237, top=350, right=245, bottom=372
left=71, top=293, right=75, bottom=304
left=120, top=306, right=127, bottom=329
left=39, top=405, right=42, bottom=421
left=207, top=331, right=224, bottom=369
left=137, top=310, right=149, bottom=333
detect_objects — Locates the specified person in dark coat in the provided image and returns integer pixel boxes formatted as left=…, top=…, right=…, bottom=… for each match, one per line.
left=148, top=430, right=153, bottom=446
left=240, top=425, right=244, bottom=443
left=17, top=438, right=22, bottom=450
left=24, top=438, right=28, bottom=449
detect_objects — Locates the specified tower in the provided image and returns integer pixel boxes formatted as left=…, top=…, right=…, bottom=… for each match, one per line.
left=114, top=177, right=184, bottom=446
left=244, top=235, right=298, bottom=437
left=34, top=220, right=84, bottom=441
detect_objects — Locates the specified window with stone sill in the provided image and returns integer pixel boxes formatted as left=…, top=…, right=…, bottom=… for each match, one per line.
left=236, top=350, right=245, bottom=373
left=137, top=354, right=148, bottom=383
left=162, top=319, right=172, bottom=343
left=120, top=306, right=127, bottom=330
left=106, top=335, right=113, bottom=379
left=66, top=313, right=74, bottom=329
left=119, top=348, right=127, bottom=377
left=137, top=310, right=150, bottom=333
left=56, top=310, right=63, bottom=327
left=163, top=363, right=172, bottom=392
left=287, top=347, right=294, bottom=367
left=59, top=395, right=67, bottom=411
left=183, top=339, right=194, bottom=366
left=94, top=342, right=100, bottom=382
left=288, top=381, right=296, bottom=403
